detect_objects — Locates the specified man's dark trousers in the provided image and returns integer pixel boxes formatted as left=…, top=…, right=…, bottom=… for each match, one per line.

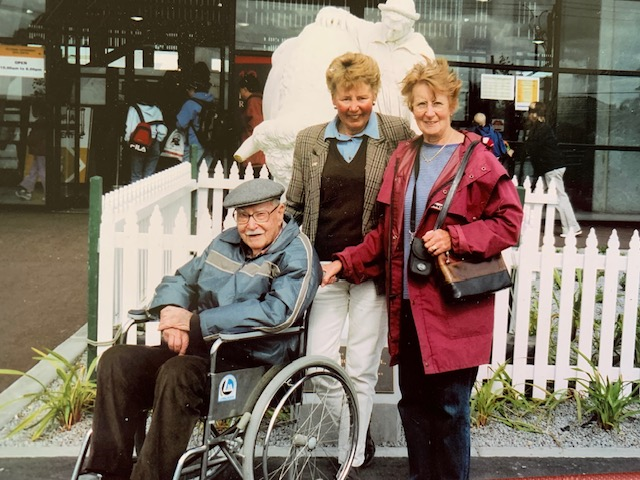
left=84, top=344, right=209, bottom=480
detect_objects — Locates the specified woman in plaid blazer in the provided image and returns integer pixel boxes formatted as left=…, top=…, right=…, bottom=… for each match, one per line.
left=285, top=52, right=414, bottom=478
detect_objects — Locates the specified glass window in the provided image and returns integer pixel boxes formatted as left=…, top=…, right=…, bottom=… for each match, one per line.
left=236, top=0, right=347, bottom=51
left=593, top=150, right=640, bottom=213
left=0, top=1, right=45, bottom=39
left=599, top=0, right=640, bottom=71
left=560, top=0, right=640, bottom=71
left=364, top=0, right=558, bottom=68
left=558, top=74, right=640, bottom=148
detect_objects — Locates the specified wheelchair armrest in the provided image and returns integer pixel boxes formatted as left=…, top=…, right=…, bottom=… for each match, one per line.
left=114, top=309, right=158, bottom=346
left=210, top=326, right=304, bottom=357
left=217, top=326, right=303, bottom=342
left=128, top=308, right=154, bottom=322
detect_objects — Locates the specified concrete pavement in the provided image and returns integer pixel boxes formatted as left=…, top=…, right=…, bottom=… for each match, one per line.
left=1, top=452, right=640, bottom=479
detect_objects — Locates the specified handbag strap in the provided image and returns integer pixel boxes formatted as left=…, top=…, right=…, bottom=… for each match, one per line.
left=433, top=140, right=480, bottom=230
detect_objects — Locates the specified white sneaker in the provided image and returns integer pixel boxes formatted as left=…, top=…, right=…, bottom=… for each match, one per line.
left=15, top=188, right=31, bottom=200
left=560, top=230, right=582, bottom=238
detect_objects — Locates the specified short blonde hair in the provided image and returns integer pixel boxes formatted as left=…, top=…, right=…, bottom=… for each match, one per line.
left=401, top=57, right=462, bottom=112
left=326, top=52, right=381, bottom=97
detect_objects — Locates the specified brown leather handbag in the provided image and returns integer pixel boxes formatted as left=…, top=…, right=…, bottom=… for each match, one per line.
left=437, top=252, right=512, bottom=303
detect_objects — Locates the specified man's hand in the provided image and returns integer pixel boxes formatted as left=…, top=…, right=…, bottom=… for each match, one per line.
left=158, top=305, right=192, bottom=332
left=315, top=6, right=351, bottom=29
left=162, top=328, right=189, bottom=355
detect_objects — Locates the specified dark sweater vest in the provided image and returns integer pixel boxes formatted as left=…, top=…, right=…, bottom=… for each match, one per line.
left=315, top=138, right=367, bottom=261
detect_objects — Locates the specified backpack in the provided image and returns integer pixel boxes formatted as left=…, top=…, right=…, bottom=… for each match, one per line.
left=129, top=104, right=163, bottom=154
left=187, top=98, right=217, bottom=152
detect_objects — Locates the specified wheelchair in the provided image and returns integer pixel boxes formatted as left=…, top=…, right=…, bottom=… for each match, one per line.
left=71, top=309, right=359, bottom=480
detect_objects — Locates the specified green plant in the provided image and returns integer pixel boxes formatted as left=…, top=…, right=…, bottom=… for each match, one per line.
left=0, top=348, right=97, bottom=440
left=570, top=350, right=640, bottom=431
left=528, top=281, right=540, bottom=336
left=470, top=363, right=544, bottom=432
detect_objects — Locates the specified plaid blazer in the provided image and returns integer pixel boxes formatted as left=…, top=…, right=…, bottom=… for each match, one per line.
left=286, top=113, right=414, bottom=245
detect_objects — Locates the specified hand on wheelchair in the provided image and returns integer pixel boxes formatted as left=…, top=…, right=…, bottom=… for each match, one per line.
left=158, top=305, right=192, bottom=331
left=158, top=305, right=193, bottom=355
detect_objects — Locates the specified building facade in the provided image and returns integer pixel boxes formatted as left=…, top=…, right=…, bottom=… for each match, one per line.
left=0, top=0, right=638, bottom=214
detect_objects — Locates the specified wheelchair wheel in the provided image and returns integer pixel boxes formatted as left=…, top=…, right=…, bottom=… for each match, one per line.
left=241, top=355, right=359, bottom=480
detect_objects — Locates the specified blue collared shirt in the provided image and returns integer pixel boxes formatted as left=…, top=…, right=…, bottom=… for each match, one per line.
left=324, top=114, right=380, bottom=163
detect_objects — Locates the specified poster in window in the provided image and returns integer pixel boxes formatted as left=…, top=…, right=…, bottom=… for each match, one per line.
left=515, top=77, right=540, bottom=111
left=480, top=74, right=515, bottom=101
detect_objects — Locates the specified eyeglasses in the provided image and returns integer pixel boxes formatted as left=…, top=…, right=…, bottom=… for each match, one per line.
left=233, top=204, right=279, bottom=225
left=412, top=100, right=446, bottom=113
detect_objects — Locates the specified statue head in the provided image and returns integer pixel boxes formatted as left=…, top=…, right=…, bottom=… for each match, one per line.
left=378, top=0, right=419, bottom=42
left=378, top=0, right=420, bottom=20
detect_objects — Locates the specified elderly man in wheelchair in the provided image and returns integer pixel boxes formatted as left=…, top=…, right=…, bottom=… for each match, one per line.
left=74, top=178, right=359, bottom=480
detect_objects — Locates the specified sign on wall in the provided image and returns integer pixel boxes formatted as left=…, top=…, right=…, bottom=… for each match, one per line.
left=0, top=45, right=45, bottom=78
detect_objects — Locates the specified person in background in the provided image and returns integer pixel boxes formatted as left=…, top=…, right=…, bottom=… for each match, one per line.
left=16, top=102, right=47, bottom=201
left=286, top=52, right=414, bottom=479
left=472, top=112, right=514, bottom=169
left=78, top=179, right=321, bottom=480
left=321, top=57, right=523, bottom=480
left=124, top=82, right=167, bottom=182
left=525, top=101, right=581, bottom=237
left=238, top=71, right=266, bottom=167
left=176, top=69, right=214, bottom=168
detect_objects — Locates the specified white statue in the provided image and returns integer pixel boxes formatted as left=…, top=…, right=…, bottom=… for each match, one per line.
left=234, top=0, right=435, bottom=189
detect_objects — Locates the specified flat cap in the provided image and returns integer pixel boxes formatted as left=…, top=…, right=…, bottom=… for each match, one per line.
left=223, top=178, right=285, bottom=209
left=378, top=0, right=420, bottom=21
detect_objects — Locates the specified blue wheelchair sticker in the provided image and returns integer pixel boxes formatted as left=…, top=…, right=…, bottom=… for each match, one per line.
left=218, top=374, right=237, bottom=402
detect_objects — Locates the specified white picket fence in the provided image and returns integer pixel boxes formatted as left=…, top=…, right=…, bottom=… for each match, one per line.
left=93, top=161, right=640, bottom=398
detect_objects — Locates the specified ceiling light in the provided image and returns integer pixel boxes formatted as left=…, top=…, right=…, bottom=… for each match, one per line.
left=130, top=15, right=144, bottom=22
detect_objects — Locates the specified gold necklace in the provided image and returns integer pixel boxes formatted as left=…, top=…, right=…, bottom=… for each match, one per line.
left=421, top=142, right=448, bottom=163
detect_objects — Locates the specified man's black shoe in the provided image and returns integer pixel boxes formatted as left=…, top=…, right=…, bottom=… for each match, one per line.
left=361, top=426, right=375, bottom=468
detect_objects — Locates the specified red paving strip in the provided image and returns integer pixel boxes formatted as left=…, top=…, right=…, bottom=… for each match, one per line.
left=497, top=473, right=640, bottom=480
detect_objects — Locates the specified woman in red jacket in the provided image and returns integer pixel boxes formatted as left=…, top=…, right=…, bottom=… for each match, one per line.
left=322, top=58, right=523, bottom=479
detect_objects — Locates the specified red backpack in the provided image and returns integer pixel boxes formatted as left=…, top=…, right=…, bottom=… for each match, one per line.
left=129, top=104, right=163, bottom=154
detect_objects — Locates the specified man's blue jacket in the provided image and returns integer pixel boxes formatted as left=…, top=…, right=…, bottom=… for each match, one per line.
left=149, top=215, right=322, bottom=365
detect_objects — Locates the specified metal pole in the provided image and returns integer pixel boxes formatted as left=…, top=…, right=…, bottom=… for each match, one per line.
left=87, top=176, right=103, bottom=370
